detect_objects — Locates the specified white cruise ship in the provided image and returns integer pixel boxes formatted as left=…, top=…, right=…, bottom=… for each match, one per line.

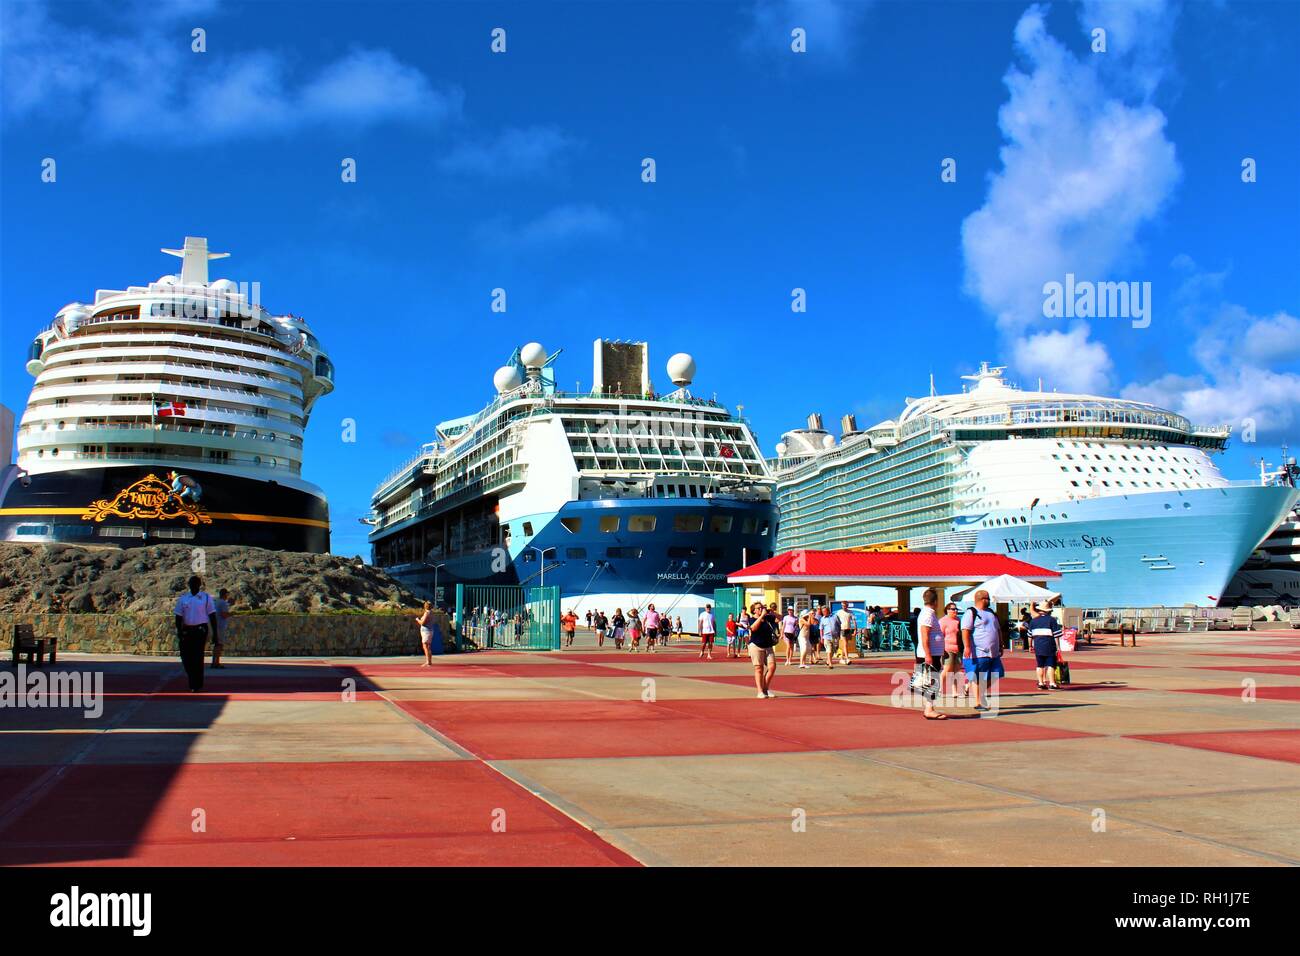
left=369, top=339, right=777, bottom=614
left=0, top=237, right=335, bottom=551
left=771, top=364, right=1299, bottom=608
left=1222, top=456, right=1300, bottom=607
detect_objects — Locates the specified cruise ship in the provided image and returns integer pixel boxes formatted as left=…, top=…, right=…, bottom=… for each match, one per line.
left=771, top=364, right=1299, bottom=608
left=1222, top=456, right=1300, bottom=607
left=368, top=340, right=777, bottom=614
left=0, top=237, right=335, bottom=552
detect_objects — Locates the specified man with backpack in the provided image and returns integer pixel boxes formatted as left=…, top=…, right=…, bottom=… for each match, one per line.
left=960, top=589, right=1004, bottom=711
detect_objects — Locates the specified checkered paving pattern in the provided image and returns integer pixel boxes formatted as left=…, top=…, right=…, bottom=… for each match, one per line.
left=3, top=629, right=1299, bottom=866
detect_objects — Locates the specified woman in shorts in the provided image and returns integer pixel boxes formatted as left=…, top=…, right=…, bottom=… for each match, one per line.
left=939, top=602, right=965, bottom=701
left=595, top=610, right=608, bottom=648
left=416, top=601, right=436, bottom=666
left=627, top=609, right=643, bottom=651
left=797, top=610, right=816, bottom=669
left=611, top=608, right=626, bottom=649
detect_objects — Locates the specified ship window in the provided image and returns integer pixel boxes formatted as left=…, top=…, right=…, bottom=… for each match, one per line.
left=674, top=514, right=704, bottom=533
left=629, top=515, right=656, bottom=532
left=705, top=547, right=724, bottom=560
left=759, top=520, right=771, bottom=535
left=678, top=484, right=687, bottom=498
left=522, top=521, right=534, bottom=536
left=741, top=517, right=758, bottom=534
left=599, top=516, right=620, bottom=533
left=710, top=515, right=734, bottom=534
left=15, top=524, right=51, bottom=536
left=668, top=546, right=698, bottom=558
left=565, top=547, right=587, bottom=559
left=606, top=546, right=642, bottom=559
left=560, top=517, right=582, bottom=534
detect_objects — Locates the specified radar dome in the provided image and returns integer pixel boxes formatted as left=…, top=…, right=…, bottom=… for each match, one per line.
left=519, top=342, right=547, bottom=368
left=666, top=352, right=696, bottom=386
left=493, top=365, right=524, bottom=393
left=821, top=434, right=836, bottom=448
left=775, top=442, right=787, bottom=456
left=210, top=278, right=238, bottom=294
left=156, top=275, right=177, bottom=286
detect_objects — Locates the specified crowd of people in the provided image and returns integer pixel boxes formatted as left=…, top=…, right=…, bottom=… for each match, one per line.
left=579, top=604, right=686, bottom=652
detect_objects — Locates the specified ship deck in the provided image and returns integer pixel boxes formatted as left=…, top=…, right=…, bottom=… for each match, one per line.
left=3, top=628, right=1300, bottom=866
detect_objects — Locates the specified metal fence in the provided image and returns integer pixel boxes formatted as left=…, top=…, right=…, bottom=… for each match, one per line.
left=455, top=583, right=560, bottom=650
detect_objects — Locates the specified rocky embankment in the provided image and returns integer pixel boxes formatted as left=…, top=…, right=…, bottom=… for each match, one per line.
left=0, top=543, right=422, bottom=614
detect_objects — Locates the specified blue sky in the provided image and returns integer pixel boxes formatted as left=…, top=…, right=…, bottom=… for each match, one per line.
left=2, top=0, right=1297, bottom=557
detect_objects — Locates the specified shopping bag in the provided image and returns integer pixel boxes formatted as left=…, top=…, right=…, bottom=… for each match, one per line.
left=1054, top=657, right=1071, bottom=686
left=909, top=662, right=938, bottom=701
left=1060, top=627, right=1077, bottom=653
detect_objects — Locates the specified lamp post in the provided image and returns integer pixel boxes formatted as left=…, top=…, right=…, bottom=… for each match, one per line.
left=527, top=546, right=557, bottom=587
left=430, top=562, right=447, bottom=602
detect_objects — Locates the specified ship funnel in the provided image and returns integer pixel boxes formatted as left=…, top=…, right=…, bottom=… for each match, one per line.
left=841, top=414, right=858, bottom=435
left=807, top=413, right=823, bottom=431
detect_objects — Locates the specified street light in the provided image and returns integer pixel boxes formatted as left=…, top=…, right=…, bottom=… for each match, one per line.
left=527, top=546, right=558, bottom=587
left=430, top=562, right=447, bottom=602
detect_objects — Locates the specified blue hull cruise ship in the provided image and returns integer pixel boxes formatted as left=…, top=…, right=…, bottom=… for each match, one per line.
left=771, top=364, right=1298, bottom=608
left=368, top=340, right=777, bottom=615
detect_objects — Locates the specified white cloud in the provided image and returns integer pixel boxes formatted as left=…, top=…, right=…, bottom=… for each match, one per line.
left=438, top=126, right=579, bottom=179
left=0, top=1, right=460, bottom=142
left=960, top=2, right=1180, bottom=399
left=1013, top=325, right=1115, bottom=394
left=744, top=0, right=870, bottom=66
left=1122, top=256, right=1300, bottom=439
left=961, top=4, right=1179, bottom=335
left=474, top=204, right=622, bottom=250
left=1123, top=367, right=1300, bottom=439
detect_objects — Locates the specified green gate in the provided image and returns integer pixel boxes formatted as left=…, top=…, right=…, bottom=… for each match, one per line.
left=455, top=584, right=560, bottom=651
left=712, top=586, right=744, bottom=627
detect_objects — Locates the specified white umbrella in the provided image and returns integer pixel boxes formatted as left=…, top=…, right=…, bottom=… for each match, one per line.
left=950, top=574, right=1061, bottom=604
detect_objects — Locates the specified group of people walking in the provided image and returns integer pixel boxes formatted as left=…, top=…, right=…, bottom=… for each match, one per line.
left=910, top=587, right=1063, bottom=719
left=586, top=604, right=684, bottom=651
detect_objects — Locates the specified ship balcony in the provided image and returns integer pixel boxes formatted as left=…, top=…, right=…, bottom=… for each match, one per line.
left=370, top=465, right=528, bottom=536
left=21, top=446, right=300, bottom=474
left=17, top=421, right=303, bottom=458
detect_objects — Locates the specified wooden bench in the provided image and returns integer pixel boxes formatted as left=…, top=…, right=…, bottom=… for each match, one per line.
left=12, top=623, right=57, bottom=666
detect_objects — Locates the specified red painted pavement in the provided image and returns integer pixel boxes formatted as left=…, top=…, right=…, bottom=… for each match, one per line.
left=0, top=761, right=638, bottom=867
left=1129, top=729, right=1300, bottom=765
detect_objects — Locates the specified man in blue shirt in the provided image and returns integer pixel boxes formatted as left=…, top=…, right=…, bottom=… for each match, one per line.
left=818, top=606, right=841, bottom=670
left=1029, top=602, right=1063, bottom=689
left=960, top=589, right=1003, bottom=711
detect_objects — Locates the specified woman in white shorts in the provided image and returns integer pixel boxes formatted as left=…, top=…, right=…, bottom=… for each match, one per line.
left=415, top=601, right=435, bottom=666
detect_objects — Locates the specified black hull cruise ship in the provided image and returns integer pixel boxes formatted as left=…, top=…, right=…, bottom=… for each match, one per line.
left=1, top=237, right=334, bottom=552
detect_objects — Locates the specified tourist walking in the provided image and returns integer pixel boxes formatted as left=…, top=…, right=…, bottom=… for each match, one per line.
left=673, top=615, right=684, bottom=643
left=736, top=608, right=752, bottom=653
left=627, top=609, right=643, bottom=651
left=749, top=603, right=780, bottom=698
left=611, top=608, right=626, bottom=649
left=211, top=588, right=232, bottom=668
left=644, top=603, right=661, bottom=652
left=781, top=606, right=799, bottom=664
left=416, top=600, right=438, bottom=665
left=835, top=601, right=856, bottom=666
left=817, top=606, right=841, bottom=669
left=797, top=610, right=816, bottom=668
left=916, top=588, right=946, bottom=720
left=173, top=575, right=218, bottom=692
left=725, top=613, right=739, bottom=657
left=1029, top=602, right=1063, bottom=689
left=961, top=589, right=1004, bottom=711
left=698, top=603, right=716, bottom=659
left=940, top=601, right=965, bottom=701
left=562, top=608, right=578, bottom=648
left=595, top=609, right=609, bottom=648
